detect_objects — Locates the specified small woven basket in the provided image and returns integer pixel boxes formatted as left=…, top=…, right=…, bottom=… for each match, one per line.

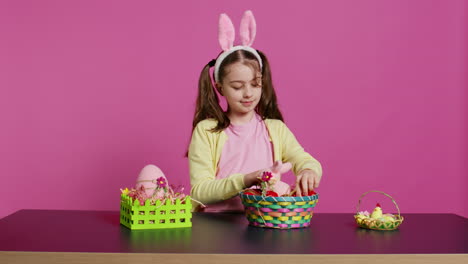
left=239, top=191, right=319, bottom=229
left=355, top=190, right=404, bottom=231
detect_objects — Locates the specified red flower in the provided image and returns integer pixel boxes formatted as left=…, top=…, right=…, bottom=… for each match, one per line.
left=156, top=177, right=167, bottom=188
left=261, top=171, right=273, bottom=182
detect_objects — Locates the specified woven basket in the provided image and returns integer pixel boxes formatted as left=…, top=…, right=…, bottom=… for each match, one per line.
left=355, top=190, right=404, bottom=231
left=239, top=191, right=319, bottom=229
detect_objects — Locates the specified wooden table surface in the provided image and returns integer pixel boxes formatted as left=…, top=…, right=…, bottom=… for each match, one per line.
left=1, top=210, right=467, bottom=263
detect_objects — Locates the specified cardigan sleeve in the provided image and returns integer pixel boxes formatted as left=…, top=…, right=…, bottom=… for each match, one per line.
left=188, top=121, right=246, bottom=207
left=279, top=122, right=323, bottom=178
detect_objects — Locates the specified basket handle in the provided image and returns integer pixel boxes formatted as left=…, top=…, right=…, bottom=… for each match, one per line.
left=356, top=190, right=401, bottom=217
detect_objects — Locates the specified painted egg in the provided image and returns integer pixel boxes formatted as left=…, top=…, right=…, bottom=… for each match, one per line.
left=135, top=164, right=168, bottom=196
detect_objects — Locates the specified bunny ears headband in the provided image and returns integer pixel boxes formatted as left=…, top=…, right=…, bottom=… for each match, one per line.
left=214, top=10, right=263, bottom=83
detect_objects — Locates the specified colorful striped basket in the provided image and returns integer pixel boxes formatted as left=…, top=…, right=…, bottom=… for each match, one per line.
left=239, top=191, right=319, bottom=229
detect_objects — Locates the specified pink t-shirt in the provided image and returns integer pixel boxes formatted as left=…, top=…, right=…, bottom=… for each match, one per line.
left=204, top=113, right=274, bottom=212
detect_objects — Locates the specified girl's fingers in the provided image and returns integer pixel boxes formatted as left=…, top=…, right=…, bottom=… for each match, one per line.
left=308, top=175, right=315, bottom=191
left=314, top=175, right=320, bottom=188
left=301, top=175, right=309, bottom=195
left=295, top=186, right=302, bottom=197
left=294, top=171, right=321, bottom=196
left=295, top=176, right=303, bottom=197
left=294, top=183, right=301, bottom=197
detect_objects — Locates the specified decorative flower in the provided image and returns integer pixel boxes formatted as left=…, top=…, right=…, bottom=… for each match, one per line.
left=357, top=211, right=370, bottom=217
left=155, top=177, right=167, bottom=188
left=122, top=179, right=195, bottom=207
left=261, top=171, right=273, bottom=182
left=126, top=186, right=149, bottom=205
left=151, top=189, right=166, bottom=201
left=172, top=185, right=185, bottom=194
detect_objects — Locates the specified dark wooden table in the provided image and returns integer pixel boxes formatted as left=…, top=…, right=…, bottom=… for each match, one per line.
left=1, top=210, right=467, bottom=263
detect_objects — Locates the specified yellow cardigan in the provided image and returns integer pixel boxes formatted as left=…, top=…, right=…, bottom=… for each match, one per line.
left=188, top=118, right=322, bottom=210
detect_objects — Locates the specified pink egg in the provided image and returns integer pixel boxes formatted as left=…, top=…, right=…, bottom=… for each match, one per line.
left=135, top=164, right=168, bottom=196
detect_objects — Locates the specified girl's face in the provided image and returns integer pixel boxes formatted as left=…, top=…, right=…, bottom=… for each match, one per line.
left=218, top=62, right=262, bottom=117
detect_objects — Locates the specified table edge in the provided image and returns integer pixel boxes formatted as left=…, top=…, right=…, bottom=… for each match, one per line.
left=1, top=251, right=467, bottom=264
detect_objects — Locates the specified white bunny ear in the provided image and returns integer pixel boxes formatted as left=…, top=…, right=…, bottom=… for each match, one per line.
left=218, top=13, right=235, bottom=51
left=239, top=10, right=256, bottom=46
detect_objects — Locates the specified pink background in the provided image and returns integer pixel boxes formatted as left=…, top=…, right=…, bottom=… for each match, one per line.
left=1, top=0, right=466, bottom=219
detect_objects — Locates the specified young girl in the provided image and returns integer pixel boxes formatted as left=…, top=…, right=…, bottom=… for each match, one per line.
left=188, top=11, right=322, bottom=212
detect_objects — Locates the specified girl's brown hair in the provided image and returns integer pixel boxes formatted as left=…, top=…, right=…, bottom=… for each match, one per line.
left=191, top=49, right=284, bottom=134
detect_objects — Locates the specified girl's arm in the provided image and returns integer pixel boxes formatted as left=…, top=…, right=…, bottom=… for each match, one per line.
left=188, top=122, right=260, bottom=205
left=280, top=122, right=322, bottom=195
left=280, top=122, right=323, bottom=179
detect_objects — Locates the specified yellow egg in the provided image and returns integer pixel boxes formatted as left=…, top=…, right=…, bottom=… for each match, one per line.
left=382, top=214, right=395, bottom=222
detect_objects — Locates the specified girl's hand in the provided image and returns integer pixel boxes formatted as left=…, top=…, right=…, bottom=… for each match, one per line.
left=243, top=161, right=292, bottom=188
left=295, top=169, right=321, bottom=196
left=243, top=170, right=262, bottom=188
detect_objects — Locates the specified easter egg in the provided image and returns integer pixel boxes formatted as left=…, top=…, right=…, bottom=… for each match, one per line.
left=266, top=191, right=279, bottom=197
left=382, top=214, right=395, bottom=222
left=290, top=190, right=316, bottom=197
left=244, top=189, right=261, bottom=196
left=135, top=164, right=168, bottom=196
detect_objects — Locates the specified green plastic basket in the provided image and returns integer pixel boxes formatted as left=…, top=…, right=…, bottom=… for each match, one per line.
left=120, top=193, right=192, bottom=229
